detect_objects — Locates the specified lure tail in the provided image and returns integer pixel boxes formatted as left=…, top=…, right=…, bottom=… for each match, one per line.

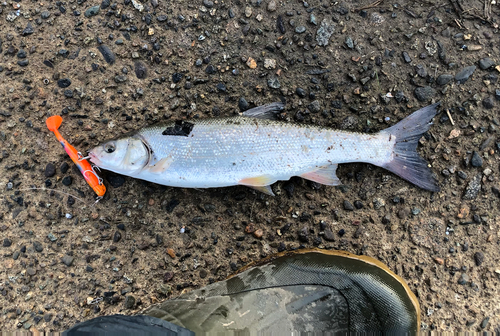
left=46, top=115, right=63, bottom=132
left=381, top=103, right=440, bottom=192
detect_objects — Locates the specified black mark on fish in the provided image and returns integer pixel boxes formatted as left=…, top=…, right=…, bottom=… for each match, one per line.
left=162, top=120, right=194, bottom=137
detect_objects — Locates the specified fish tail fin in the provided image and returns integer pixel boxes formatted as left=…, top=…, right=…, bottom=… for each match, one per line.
left=46, top=115, right=63, bottom=132
left=380, top=103, right=440, bottom=192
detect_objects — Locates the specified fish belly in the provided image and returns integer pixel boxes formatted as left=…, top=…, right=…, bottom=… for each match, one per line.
left=134, top=119, right=394, bottom=188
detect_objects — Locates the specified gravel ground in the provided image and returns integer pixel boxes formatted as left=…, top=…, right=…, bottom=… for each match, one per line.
left=1, top=0, right=500, bottom=332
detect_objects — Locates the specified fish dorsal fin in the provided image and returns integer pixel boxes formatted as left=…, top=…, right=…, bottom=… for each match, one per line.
left=300, top=164, right=341, bottom=186
left=242, top=102, right=285, bottom=120
left=239, top=175, right=276, bottom=196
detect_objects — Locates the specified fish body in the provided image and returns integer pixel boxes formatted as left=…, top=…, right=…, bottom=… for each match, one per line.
left=89, top=103, right=440, bottom=194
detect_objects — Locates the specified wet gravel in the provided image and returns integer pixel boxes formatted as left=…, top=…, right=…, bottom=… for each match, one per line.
left=1, top=0, right=500, bottom=333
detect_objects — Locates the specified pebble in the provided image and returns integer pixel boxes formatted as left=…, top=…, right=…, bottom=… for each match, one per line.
left=296, top=87, right=306, bottom=98
left=343, top=200, right=354, bottom=211
left=202, top=0, right=213, bottom=8
left=323, top=229, right=335, bottom=241
left=480, top=317, right=490, bottom=329
left=253, top=229, right=263, bottom=239
left=414, top=86, right=436, bottom=102
left=61, top=176, right=73, bottom=186
left=57, top=78, right=71, bottom=88
left=402, top=51, right=411, bottom=63
left=345, top=36, right=354, bottom=49
left=33, top=241, right=43, bottom=252
left=415, top=64, right=427, bottom=77
left=238, top=97, right=249, bottom=112
left=61, top=255, right=74, bottom=266
left=295, top=26, right=306, bottom=34
left=84, top=5, right=100, bottom=17
left=267, top=78, right=280, bottom=89
left=471, top=151, right=483, bottom=167
left=22, top=23, right=34, bottom=36
left=316, top=19, right=335, bottom=46
left=482, top=97, right=494, bottom=109
left=478, top=57, right=495, bottom=70
left=244, top=6, right=252, bottom=18
left=457, top=273, right=469, bottom=285
left=455, top=65, right=476, bottom=84
left=463, top=173, right=482, bottom=200
left=18, top=59, right=29, bottom=67
left=166, top=248, right=175, bottom=259
left=97, top=45, right=116, bottom=64
left=60, top=162, right=69, bottom=174
left=3, top=238, right=12, bottom=247
left=134, top=62, right=147, bottom=79
left=124, top=295, right=135, bottom=309
left=436, top=74, right=453, bottom=86
left=45, top=163, right=56, bottom=177
left=267, top=0, right=277, bottom=11
left=474, top=251, right=484, bottom=266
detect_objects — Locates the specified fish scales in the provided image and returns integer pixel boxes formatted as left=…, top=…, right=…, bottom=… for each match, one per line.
left=136, top=117, right=392, bottom=188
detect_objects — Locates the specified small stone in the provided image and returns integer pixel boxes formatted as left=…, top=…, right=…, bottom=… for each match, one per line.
left=17, top=60, right=29, bottom=67
left=436, top=74, right=453, bottom=86
left=45, top=163, right=56, bottom=177
left=202, top=0, right=213, bottom=8
left=267, top=78, right=280, bottom=89
left=354, top=200, right=363, bottom=209
left=84, top=5, right=100, bottom=17
left=345, top=36, right=354, bottom=49
left=343, top=200, right=354, bottom=211
left=97, top=45, right=116, bottom=64
left=455, top=65, right=476, bottom=84
left=323, top=229, right=335, bottom=241
left=107, top=175, right=125, bottom=188
left=113, top=231, right=121, bottom=242
left=33, top=241, right=43, bottom=252
left=238, top=97, right=249, bottom=112
left=22, top=23, right=34, bottom=36
left=307, top=100, right=321, bottom=113
left=124, top=295, right=135, bottom=309
left=26, top=267, right=36, bottom=276
left=57, top=78, right=71, bottom=88
left=296, top=87, right=306, bottom=98
left=166, top=248, right=175, bottom=259
left=471, top=151, right=483, bottom=167
left=295, top=26, right=306, bottom=34
left=482, top=97, right=494, bottom=109
left=414, top=86, right=436, bottom=102
left=415, top=64, right=427, bottom=77
left=373, top=198, right=385, bottom=209
left=3, top=238, right=12, bottom=247
left=316, top=19, right=335, bottom=46
left=433, top=257, right=444, bottom=265
left=480, top=317, right=490, bottom=329
left=61, top=255, right=74, bottom=266
left=463, top=173, right=482, bottom=200
left=244, top=6, right=252, bottom=17
left=246, top=57, right=257, bottom=69
left=474, top=251, right=484, bottom=266
left=267, top=0, right=277, bottom=11
left=479, top=58, right=495, bottom=70
left=60, top=162, right=69, bottom=174
left=134, top=62, right=147, bottom=79
left=402, top=51, right=411, bottom=63
left=253, top=229, right=263, bottom=238
left=264, top=58, right=276, bottom=69
left=457, top=273, right=469, bottom=285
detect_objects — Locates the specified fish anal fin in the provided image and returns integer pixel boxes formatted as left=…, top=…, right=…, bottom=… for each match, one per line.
left=239, top=175, right=276, bottom=196
left=300, top=164, right=341, bottom=186
left=148, top=157, right=173, bottom=174
left=247, top=185, right=275, bottom=196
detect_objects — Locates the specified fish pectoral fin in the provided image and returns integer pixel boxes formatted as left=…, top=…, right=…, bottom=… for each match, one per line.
left=148, top=157, right=173, bottom=174
left=239, top=175, right=276, bottom=196
left=248, top=185, right=275, bottom=196
left=300, top=164, right=341, bottom=186
left=242, top=102, right=285, bottom=120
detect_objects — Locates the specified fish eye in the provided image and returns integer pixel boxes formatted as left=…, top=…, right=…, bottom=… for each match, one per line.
left=104, top=142, right=116, bottom=154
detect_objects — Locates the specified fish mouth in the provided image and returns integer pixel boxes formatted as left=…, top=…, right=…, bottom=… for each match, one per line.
left=88, top=152, right=101, bottom=166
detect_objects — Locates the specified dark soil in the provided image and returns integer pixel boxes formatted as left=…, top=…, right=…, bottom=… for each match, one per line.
left=1, top=0, right=499, bottom=332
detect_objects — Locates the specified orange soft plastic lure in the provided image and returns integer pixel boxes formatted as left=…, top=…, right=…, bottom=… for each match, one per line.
left=46, top=116, right=106, bottom=198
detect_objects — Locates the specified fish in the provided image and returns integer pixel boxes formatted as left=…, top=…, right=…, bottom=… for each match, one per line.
left=89, top=102, right=440, bottom=195
left=46, top=115, right=106, bottom=198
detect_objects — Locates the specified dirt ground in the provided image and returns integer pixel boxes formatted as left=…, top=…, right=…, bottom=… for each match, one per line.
left=0, top=0, right=499, bottom=332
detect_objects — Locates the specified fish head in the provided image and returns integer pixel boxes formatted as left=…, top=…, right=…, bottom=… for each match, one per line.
left=89, top=136, right=149, bottom=174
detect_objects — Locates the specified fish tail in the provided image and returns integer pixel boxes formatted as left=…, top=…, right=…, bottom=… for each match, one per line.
left=46, top=115, right=63, bottom=132
left=380, top=103, right=440, bottom=192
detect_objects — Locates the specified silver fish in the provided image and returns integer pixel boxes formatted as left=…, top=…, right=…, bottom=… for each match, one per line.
left=89, top=102, right=440, bottom=195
